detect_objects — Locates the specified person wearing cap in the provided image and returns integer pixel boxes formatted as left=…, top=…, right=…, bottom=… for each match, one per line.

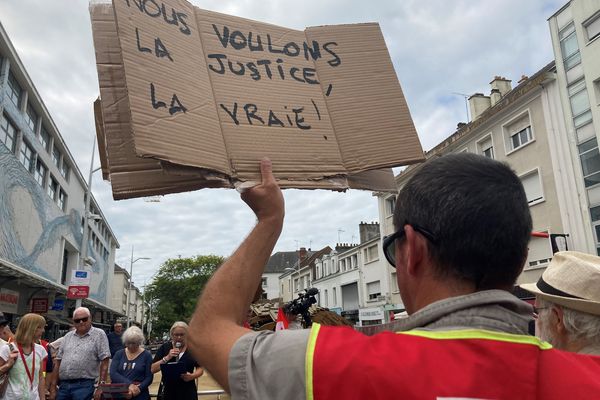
left=0, top=314, right=14, bottom=346
left=188, top=154, right=600, bottom=399
left=521, top=251, right=600, bottom=355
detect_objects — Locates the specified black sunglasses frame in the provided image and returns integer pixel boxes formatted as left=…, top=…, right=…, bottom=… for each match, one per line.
left=383, top=224, right=438, bottom=268
left=73, top=317, right=89, bottom=324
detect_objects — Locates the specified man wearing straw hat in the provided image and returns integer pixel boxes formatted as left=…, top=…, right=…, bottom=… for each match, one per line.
left=521, top=251, right=600, bottom=355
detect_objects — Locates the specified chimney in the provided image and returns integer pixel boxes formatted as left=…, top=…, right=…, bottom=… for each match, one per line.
left=457, top=122, right=467, bottom=130
left=468, top=93, right=491, bottom=120
left=335, top=243, right=355, bottom=253
left=490, top=88, right=502, bottom=107
left=298, top=247, right=307, bottom=263
left=359, top=221, right=380, bottom=243
left=489, top=76, right=512, bottom=97
left=518, top=75, right=528, bottom=84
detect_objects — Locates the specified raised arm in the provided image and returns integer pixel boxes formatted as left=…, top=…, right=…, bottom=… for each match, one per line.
left=188, top=158, right=284, bottom=392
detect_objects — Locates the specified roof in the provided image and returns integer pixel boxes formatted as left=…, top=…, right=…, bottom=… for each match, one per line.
left=264, top=251, right=300, bottom=273
left=395, top=61, right=556, bottom=184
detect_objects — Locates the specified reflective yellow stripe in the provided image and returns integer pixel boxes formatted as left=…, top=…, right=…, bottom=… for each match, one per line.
left=305, top=323, right=321, bottom=400
left=399, top=328, right=553, bottom=349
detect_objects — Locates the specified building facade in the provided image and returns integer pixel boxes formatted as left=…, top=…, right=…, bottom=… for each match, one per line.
left=0, top=22, right=120, bottom=337
left=549, top=0, right=600, bottom=255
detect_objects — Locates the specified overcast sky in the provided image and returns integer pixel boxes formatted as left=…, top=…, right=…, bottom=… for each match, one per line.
left=0, top=0, right=564, bottom=286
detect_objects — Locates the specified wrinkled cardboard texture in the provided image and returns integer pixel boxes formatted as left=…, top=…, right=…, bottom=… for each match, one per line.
left=90, top=0, right=422, bottom=199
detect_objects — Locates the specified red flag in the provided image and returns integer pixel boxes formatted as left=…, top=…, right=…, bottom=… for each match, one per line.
left=275, top=308, right=289, bottom=331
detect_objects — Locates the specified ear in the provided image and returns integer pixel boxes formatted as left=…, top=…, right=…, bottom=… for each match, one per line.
left=403, top=225, right=429, bottom=278
left=551, top=305, right=566, bottom=334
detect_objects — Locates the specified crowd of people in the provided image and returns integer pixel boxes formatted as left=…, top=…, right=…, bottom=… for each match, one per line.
left=0, top=310, right=202, bottom=400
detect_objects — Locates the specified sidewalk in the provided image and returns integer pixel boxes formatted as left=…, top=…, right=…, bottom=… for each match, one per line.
left=148, top=370, right=230, bottom=400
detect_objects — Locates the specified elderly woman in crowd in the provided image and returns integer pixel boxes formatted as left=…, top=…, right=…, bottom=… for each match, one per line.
left=0, top=313, right=48, bottom=400
left=151, top=321, right=203, bottom=400
left=109, top=326, right=153, bottom=399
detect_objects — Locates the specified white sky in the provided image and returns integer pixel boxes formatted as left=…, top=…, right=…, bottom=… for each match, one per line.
left=0, top=0, right=565, bottom=286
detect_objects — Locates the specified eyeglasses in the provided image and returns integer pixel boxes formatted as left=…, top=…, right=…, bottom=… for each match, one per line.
left=383, top=224, right=438, bottom=267
left=532, top=306, right=548, bottom=319
left=73, top=317, right=89, bottom=324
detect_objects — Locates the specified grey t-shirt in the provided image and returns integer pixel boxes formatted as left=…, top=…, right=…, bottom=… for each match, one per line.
left=57, top=326, right=111, bottom=380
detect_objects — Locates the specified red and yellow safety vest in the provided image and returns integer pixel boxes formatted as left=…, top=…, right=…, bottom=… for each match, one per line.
left=306, top=323, right=600, bottom=399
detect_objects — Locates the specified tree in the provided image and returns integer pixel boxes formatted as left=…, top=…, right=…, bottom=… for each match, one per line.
left=145, top=255, right=223, bottom=339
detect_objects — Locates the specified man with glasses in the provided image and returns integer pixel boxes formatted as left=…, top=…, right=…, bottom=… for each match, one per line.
left=50, top=307, right=110, bottom=400
left=189, top=155, right=600, bottom=399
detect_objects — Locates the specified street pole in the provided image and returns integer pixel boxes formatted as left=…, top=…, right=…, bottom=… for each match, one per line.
left=77, top=140, right=98, bottom=309
left=126, top=246, right=134, bottom=328
left=126, top=248, right=150, bottom=328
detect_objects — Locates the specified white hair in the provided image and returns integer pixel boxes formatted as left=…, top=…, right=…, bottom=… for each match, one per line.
left=169, top=321, right=189, bottom=336
left=539, top=299, right=600, bottom=348
left=122, top=326, right=145, bottom=346
left=73, top=307, right=91, bottom=318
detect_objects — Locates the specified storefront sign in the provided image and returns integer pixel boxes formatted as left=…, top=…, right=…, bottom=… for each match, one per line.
left=67, top=286, right=90, bottom=299
left=51, top=299, right=65, bottom=311
left=0, top=288, right=19, bottom=314
left=359, top=307, right=385, bottom=321
left=31, top=298, right=49, bottom=313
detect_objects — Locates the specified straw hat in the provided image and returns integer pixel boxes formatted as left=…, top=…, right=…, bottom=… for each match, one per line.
left=520, top=251, right=600, bottom=315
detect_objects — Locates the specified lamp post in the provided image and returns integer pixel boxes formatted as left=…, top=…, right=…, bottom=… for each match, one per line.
left=126, top=246, right=150, bottom=327
left=76, top=139, right=102, bottom=308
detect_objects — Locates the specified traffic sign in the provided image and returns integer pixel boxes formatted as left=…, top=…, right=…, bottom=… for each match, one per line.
left=70, top=269, right=91, bottom=285
left=67, top=286, right=90, bottom=299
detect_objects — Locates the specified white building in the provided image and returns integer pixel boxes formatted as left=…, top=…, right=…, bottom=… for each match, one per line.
left=0, top=21, right=120, bottom=337
left=548, top=0, right=600, bottom=255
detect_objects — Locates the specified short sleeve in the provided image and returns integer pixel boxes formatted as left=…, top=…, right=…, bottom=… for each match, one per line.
left=0, top=343, right=9, bottom=361
left=97, top=329, right=111, bottom=360
left=153, top=343, right=167, bottom=362
left=36, top=343, right=48, bottom=360
left=228, top=329, right=310, bottom=400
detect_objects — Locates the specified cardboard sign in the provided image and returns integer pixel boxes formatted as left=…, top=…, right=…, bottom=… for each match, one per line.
left=67, top=286, right=90, bottom=299
left=90, top=1, right=423, bottom=199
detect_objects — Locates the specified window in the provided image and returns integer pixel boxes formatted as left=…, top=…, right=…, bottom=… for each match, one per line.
left=568, top=79, right=592, bottom=128
left=25, top=104, right=38, bottom=132
left=324, top=289, right=328, bottom=307
left=367, top=281, right=381, bottom=300
left=332, top=287, right=337, bottom=306
left=390, top=272, right=399, bottom=292
left=364, top=244, right=378, bottom=263
left=60, top=161, right=70, bottom=181
left=385, top=196, right=396, bottom=217
left=504, top=113, right=532, bottom=152
left=352, top=254, right=357, bottom=268
left=578, top=138, right=600, bottom=187
left=520, top=170, right=543, bottom=205
left=559, top=23, right=581, bottom=70
left=19, top=141, right=35, bottom=173
left=584, top=12, right=600, bottom=42
left=7, top=73, right=22, bottom=108
left=34, top=159, right=47, bottom=187
left=0, top=114, right=17, bottom=152
left=478, top=136, right=494, bottom=159
left=52, top=145, right=61, bottom=168
left=511, top=126, right=532, bottom=150
left=39, top=127, right=50, bottom=151
left=48, top=176, right=58, bottom=200
left=58, top=189, right=67, bottom=211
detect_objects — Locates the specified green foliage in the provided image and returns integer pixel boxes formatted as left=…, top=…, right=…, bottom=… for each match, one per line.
left=144, top=255, right=223, bottom=339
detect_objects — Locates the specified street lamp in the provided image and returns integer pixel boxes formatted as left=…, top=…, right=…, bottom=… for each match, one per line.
left=76, top=139, right=102, bottom=308
left=126, top=246, right=150, bottom=327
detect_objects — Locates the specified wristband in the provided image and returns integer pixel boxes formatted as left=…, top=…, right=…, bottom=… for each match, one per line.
left=162, top=357, right=168, bottom=363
